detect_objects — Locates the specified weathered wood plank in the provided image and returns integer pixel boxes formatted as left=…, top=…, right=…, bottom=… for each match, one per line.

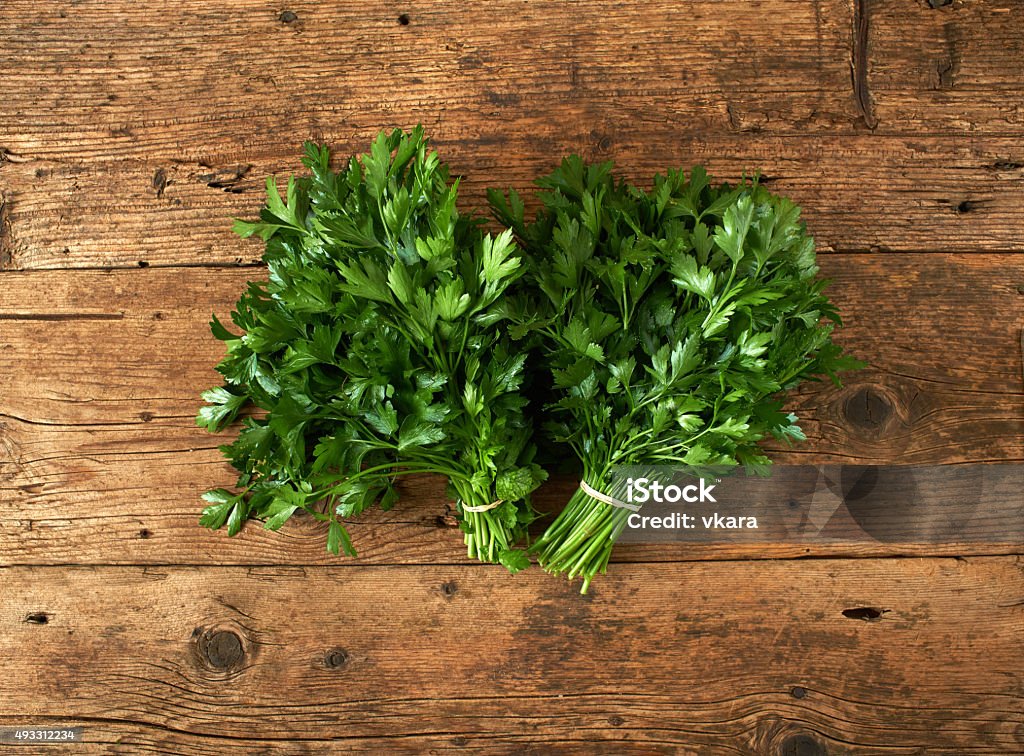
left=869, top=1, right=1024, bottom=133
left=3, top=2, right=1024, bottom=267
left=1, top=560, right=1021, bottom=753
left=0, top=255, right=1019, bottom=432
left=0, top=2, right=1021, bottom=753
left=0, top=0, right=858, bottom=167
left=2, top=0, right=1023, bottom=163
left=5, top=135, right=1024, bottom=269
left=2, top=431, right=1021, bottom=566
left=0, top=256, right=1020, bottom=565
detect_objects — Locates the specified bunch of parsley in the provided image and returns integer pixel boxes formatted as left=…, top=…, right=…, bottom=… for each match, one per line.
left=198, top=128, right=544, bottom=569
left=490, top=157, right=861, bottom=591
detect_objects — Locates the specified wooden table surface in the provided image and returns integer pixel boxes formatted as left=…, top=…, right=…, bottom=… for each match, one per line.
left=2, top=1, right=1023, bottom=753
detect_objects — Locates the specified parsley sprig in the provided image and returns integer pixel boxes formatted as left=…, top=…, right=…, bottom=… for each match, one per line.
left=198, top=129, right=545, bottom=569
left=490, top=157, right=862, bottom=591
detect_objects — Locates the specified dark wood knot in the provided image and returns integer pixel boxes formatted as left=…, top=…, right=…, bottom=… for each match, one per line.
left=843, top=386, right=893, bottom=432
left=441, top=581, right=458, bottom=598
left=324, top=648, right=349, bottom=669
left=779, top=734, right=828, bottom=756
left=196, top=629, right=245, bottom=671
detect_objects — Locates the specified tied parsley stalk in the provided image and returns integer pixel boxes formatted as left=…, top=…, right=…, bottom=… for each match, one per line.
left=198, top=128, right=544, bottom=569
left=490, top=157, right=862, bottom=592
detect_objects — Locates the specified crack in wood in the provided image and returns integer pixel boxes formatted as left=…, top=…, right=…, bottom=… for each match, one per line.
left=850, top=0, right=878, bottom=129
left=152, top=167, right=168, bottom=198
left=0, top=312, right=125, bottom=321
left=987, top=161, right=1024, bottom=172
left=936, top=19, right=961, bottom=91
left=0, top=147, right=31, bottom=165
left=0, top=193, right=12, bottom=269
left=198, top=164, right=252, bottom=193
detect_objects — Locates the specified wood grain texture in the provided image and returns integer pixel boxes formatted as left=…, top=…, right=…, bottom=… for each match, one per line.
left=2, top=0, right=1023, bottom=157
left=2, top=559, right=1023, bottom=754
left=0, top=256, right=1020, bottom=565
left=2, top=0, right=1023, bottom=751
left=869, top=1, right=1024, bottom=132
left=3, top=1, right=1024, bottom=268
left=6, top=136, right=1024, bottom=269
left=0, top=0, right=858, bottom=165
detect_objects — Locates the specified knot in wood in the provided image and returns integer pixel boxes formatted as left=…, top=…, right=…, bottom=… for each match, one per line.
left=324, top=648, right=349, bottom=669
left=843, top=386, right=893, bottom=432
left=779, top=733, right=827, bottom=756
left=197, top=629, right=245, bottom=670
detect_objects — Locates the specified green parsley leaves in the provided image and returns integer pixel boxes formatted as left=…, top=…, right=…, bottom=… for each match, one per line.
left=198, top=128, right=544, bottom=565
left=198, top=131, right=859, bottom=585
left=490, top=157, right=862, bottom=591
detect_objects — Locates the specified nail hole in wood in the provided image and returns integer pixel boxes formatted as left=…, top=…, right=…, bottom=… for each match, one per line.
left=441, top=581, right=458, bottom=598
left=398, top=13, right=410, bottom=25
left=435, top=514, right=457, bottom=528
left=138, top=528, right=152, bottom=539
left=279, top=10, right=297, bottom=23
left=790, top=686, right=807, bottom=699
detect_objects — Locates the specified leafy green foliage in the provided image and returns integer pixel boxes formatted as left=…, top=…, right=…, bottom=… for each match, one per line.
left=198, top=129, right=544, bottom=565
left=200, top=134, right=861, bottom=581
left=489, top=158, right=863, bottom=591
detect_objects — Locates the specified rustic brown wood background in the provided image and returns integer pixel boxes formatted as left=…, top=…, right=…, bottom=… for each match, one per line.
left=2, top=1, right=1023, bottom=753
